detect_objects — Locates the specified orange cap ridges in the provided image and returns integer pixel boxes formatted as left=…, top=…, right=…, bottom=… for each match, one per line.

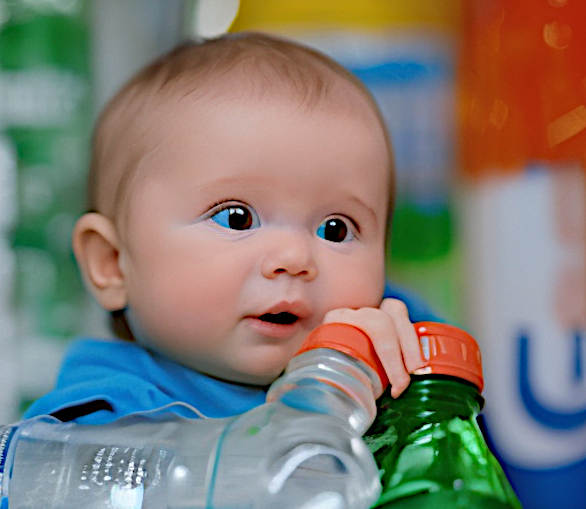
left=296, top=322, right=389, bottom=389
left=413, top=321, right=484, bottom=391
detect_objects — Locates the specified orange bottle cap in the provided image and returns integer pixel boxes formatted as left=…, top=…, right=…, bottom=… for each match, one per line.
left=296, top=322, right=389, bottom=388
left=413, top=321, right=484, bottom=392
left=296, top=321, right=484, bottom=393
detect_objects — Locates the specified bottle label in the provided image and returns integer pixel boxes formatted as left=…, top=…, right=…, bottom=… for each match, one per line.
left=78, top=445, right=169, bottom=492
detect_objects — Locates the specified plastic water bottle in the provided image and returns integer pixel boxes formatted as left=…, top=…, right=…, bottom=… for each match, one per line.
left=365, top=322, right=521, bottom=508
left=0, top=323, right=383, bottom=509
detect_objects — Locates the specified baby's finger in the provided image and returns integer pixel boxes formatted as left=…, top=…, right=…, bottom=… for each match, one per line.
left=380, top=298, right=425, bottom=373
left=363, top=311, right=411, bottom=398
left=324, top=307, right=410, bottom=398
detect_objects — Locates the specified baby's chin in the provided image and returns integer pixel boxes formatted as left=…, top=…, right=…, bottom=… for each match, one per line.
left=207, top=366, right=284, bottom=387
left=171, top=353, right=285, bottom=387
left=194, top=353, right=290, bottom=387
left=134, top=337, right=286, bottom=386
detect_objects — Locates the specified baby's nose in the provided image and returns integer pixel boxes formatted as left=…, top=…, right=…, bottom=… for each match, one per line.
left=260, top=232, right=317, bottom=281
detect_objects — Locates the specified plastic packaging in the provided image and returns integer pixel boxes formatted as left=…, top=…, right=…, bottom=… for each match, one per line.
left=0, top=324, right=383, bottom=508
left=365, top=322, right=521, bottom=508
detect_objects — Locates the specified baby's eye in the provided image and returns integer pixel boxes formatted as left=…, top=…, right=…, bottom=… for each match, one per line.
left=316, top=217, right=355, bottom=243
left=210, top=204, right=260, bottom=230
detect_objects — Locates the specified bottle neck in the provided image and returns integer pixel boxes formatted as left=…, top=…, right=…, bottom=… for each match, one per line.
left=267, top=348, right=381, bottom=434
left=366, top=377, right=522, bottom=508
left=376, top=376, right=483, bottom=424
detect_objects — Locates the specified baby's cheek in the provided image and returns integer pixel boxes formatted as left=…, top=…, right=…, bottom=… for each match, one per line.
left=322, top=260, right=385, bottom=312
left=159, top=271, right=228, bottom=324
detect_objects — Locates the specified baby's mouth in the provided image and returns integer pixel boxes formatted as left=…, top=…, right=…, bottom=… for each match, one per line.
left=257, top=312, right=299, bottom=325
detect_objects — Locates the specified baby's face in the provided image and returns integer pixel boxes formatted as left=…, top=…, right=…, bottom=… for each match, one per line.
left=118, top=92, right=391, bottom=385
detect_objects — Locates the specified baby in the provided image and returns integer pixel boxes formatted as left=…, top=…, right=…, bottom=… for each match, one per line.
left=24, top=32, right=439, bottom=425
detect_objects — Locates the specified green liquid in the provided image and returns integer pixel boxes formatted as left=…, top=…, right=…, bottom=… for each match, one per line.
left=366, top=379, right=521, bottom=509
left=375, top=489, right=515, bottom=509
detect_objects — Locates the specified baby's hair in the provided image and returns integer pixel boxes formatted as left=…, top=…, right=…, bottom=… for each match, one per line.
left=89, top=31, right=394, bottom=219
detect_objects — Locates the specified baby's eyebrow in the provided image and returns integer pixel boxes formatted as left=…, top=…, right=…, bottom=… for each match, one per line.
left=190, top=175, right=272, bottom=193
left=343, top=194, right=378, bottom=226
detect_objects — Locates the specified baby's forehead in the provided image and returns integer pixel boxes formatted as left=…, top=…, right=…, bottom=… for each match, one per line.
left=148, top=79, right=380, bottom=163
left=92, top=44, right=388, bottom=220
left=167, top=67, right=379, bottom=130
left=167, top=55, right=375, bottom=116
left=120, top=90, right=390, bottom=227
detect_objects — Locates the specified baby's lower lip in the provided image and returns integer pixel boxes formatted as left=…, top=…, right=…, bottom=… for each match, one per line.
left=244, top=317, right=300, bottom=339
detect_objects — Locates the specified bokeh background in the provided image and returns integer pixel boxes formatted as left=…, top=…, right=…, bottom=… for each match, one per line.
left=0, top=1, right=584, bottom=508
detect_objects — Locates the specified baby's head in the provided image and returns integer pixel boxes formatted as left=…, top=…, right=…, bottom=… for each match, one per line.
left=74, top=32, right=395, bottom=385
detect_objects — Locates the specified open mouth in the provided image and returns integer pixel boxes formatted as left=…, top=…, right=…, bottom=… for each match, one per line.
left=257, top=312, right=299, bottom=325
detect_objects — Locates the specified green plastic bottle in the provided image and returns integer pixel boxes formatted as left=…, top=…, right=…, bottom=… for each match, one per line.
left=365, top=322, right=522, bottom=508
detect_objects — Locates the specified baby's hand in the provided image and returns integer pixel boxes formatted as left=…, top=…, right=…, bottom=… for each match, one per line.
left=323, top=299, right=425, bottom=398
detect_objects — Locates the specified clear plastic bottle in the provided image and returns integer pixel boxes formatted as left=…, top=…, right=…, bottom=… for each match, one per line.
left=0, top=324, right=383, bottom=509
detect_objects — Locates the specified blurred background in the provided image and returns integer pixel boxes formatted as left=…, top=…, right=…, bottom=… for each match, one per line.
left=0, top=1, right=584, bottom=508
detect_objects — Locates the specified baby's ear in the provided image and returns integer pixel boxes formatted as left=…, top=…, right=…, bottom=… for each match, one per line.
left=72, top=213, right=127, bottom=311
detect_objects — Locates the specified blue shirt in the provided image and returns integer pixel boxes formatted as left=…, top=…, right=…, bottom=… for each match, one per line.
left=24, top=283, right=442, bottom=424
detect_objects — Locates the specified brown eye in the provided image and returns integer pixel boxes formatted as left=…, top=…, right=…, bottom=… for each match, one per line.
left=211, top=205, right=259, bottom=230
left=317, top=218, right=354, bottom=243
left=227, top=207, right=252, bottom=230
